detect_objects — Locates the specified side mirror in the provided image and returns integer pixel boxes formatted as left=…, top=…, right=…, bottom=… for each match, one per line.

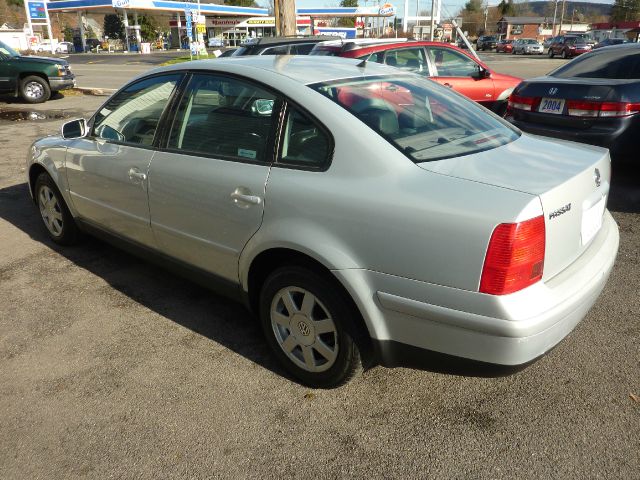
left=61, top=118, right=88, bottom=139
left=473, top=65, right=491, bottom=79
left=252, top=98, right=274, bottom=116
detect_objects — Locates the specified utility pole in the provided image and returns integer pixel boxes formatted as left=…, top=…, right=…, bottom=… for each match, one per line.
left=275, top=0, right=296, bottom=36
left=558, top=0, right=566, bottom=35
left=551, top=0, right=558, bottom=36
left=273, top=0, right=280, bottom=35
left=483, top=3, right=488, bottom=33
left=429, top=0, right=436, bottom=40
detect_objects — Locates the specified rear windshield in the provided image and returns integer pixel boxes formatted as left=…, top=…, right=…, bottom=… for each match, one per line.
left=551, top=48, right=640, bottom=79
left=310, top=75, right=519, bottom=163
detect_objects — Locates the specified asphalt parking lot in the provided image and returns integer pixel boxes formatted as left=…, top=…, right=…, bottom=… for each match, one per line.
left=1, top=56, right=639, bottom=478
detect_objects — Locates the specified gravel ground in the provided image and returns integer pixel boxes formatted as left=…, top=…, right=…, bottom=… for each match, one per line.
left=0, top=93, right=638, bottom=479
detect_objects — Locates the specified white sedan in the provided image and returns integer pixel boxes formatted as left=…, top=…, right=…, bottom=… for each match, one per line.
left=26, top=56, right=619, bottom=387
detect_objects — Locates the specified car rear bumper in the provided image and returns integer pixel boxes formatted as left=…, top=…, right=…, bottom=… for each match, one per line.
left=512, top=113, right=639, bottom=158
left=49, top=75, right=76, bottom=91
left=334, top=211, right=618, bottom=366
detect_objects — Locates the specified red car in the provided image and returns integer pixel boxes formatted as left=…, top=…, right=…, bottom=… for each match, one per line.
left=495, top=39, right=514, bottom=53
left=547, top=35, right=592, bottom=59
left=311, top=40, right=522, bottom=115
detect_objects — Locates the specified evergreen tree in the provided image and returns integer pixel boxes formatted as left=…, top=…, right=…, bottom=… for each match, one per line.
left=611, top=0, right=640, bottom=22
left=339, top=0, right=358, bottom=27
left=498, top=0, right=515, bottom=16
left=104, top=14, right=124, bottom=40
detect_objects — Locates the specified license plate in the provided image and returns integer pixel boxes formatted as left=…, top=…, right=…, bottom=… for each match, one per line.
left=581, top=195, right=606, bottom=245
left=539, top=98, right=565, bottom=114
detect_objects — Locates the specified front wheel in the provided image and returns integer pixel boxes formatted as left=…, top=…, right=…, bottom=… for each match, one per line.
left=548, top=48, right=554, bottom=58
left=20, top=75, right=51, bottom=104
left=561, top=49, right=568, bottom=59
left=259, top=266, right=364, bottom=388
left=35, top=172, right=80, bottom=245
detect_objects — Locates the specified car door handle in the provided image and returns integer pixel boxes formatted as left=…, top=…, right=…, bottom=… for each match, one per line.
left=230, top=190, right=262, bottom=206
left=128, top=167, right=147, bottom=182
left=443, top=83, right=453, bottom=88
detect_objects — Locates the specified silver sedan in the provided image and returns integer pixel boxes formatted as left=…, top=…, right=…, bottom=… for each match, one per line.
left=26, top=56, right=619, bottom=387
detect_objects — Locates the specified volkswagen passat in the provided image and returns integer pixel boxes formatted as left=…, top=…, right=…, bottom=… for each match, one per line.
left=27, top=57, right=619, bottom=387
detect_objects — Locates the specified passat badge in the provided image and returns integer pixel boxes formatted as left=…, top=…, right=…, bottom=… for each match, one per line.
left=549, top=203, right=571, bottom=219
left=594, top=168, right=601, bottom=187
left=548, top=87, right=558, bottom=95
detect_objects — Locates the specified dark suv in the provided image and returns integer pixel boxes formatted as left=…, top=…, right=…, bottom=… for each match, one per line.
left=231, top=36, right=331, bottom=56
left=547, top=35, right=592, bottom=59
left=0, top=40, right=75, bottom=103
left=476, top=35, right=499, bottom=51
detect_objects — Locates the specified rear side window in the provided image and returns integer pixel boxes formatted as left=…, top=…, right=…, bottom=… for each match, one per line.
left=383, top=48, right=428, bottom=74
left=261, top=45, right=290, bottom=55
left=167, top=73, right=277, bottom=162
left=280, top=107, right=331, bottom=167
left=552, top=49, right=640, bottom=79
left=290, top=43, right=316, bottom=55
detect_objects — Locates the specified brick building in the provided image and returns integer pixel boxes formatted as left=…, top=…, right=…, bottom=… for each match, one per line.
left=497, top=16, right=588, bottom=41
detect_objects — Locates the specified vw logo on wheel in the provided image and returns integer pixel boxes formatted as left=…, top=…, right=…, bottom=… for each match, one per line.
left=548, top=87, right=559, bottom=95
left=298, top=321, right=311, bottom=336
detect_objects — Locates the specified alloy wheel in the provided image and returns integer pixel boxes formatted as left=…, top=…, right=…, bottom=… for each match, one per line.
left=38, top=185, right=63, bottom=237
left=270, top=287, right=338, bottom=373
left=24, top=81, right=45, bottom=100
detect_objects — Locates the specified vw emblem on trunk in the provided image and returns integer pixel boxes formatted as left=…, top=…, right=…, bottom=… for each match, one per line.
left=594, top=168, right=601, bottom=187
left=548, top=87, right=558, bottom=95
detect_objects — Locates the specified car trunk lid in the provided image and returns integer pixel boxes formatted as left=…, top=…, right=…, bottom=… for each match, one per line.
left=418, top=133, right=611, bottom=281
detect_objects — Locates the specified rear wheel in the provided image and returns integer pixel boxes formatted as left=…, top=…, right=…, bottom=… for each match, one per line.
left=259, top=266, right=364, bottom=388
left=20, top=75, right=51, bottom=104
left=35, top=172, right=80, bottom=245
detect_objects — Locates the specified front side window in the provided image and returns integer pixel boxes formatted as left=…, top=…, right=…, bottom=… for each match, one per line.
left=383, top=48, right=428, bottom=74
left=311, top=75, right=519, bottom=163
left=92, top=74, right=180, bottom=146
left=426, top=47, right=478, bottom=77
left=280, top=107, right=331, bottom=167
left=167, top=73, right=277, bottom=162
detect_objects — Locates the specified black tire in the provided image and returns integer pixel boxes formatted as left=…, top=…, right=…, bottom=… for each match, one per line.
left=259, top=266, right=364, bottom=388
left=561, top=49, right=568, bottom=59
left=34, top=172, right=80, bottom=245
left=494, top=101, right=508, bottom=118
left=548, top=48, right=554, bottom=58
left=20, top=75, right=51, bottom=104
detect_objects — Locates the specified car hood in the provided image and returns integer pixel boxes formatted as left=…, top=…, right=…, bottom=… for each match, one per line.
left=21, top=55, right=68, bottom=66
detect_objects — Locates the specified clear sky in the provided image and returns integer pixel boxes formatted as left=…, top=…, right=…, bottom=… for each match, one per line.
left=254, top=0, right=614, bottom=20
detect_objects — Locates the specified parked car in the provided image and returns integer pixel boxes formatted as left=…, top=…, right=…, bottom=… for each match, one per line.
left=231, top=36, right=330, bottom=56
left=0, top=40, right=75, bottom=103
left=569, top=32, right=596, bottom=48
left=548, top=35, right=592, bottom=58
left=207, top=37, right=225, bottom=48
left=217, top=48, right=236, bottom=58
left=55, top=41, right=75, bottom=54
left=35, top=41, right=54, bottom=53
left=476, top=35, right=499, bottom=51
left=512, top=38, right=544, bottom=55
left=593, top=38, right=629, bottom=49
left=311, top=39, right=521, bottom=115
left=495, top=39, right=514, bottom=53
left=27, top=56, right=618, bottom=387
left=508, top=43, right=640, bottom=162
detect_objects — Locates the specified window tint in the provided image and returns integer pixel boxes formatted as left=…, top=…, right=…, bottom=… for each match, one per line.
left=426, top=48, right=478, bottom=77
left=551, top=49, right=640, bottom=79
left=383, top=48, right=428, bottom=74
left=290, top=43, right=316, bottom=55
left=261, top=45, right=289, bottom=55
left=168, top=73, right=277, bottom=162
left=280, top=107, right=331, bottom=167
left=93, top=74, right=180, bottom=145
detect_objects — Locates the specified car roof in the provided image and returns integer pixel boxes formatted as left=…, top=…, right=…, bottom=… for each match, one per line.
left=240, top=36, right=332, bottom=47
left=156, top=55, right=398, bottom=85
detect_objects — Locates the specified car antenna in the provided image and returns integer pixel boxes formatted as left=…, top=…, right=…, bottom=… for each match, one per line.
left=356, top=58, right=367, bottom=68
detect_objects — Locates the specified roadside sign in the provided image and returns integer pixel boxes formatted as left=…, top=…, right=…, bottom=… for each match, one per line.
left=185, top=8, right=193, bottom=41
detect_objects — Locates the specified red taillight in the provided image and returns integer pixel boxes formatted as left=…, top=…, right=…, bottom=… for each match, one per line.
left=508, top=94, right=539, bottom=112
left=567, top=100, right=640, bottom=118
left=480, top=216, right=546, bottom=295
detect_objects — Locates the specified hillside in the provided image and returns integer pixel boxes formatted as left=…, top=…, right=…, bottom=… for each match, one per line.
left=523, top=1, right=613, bottom=19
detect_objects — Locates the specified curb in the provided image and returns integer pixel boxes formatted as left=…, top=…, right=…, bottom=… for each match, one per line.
left=72, top=87, right=117, bottom=96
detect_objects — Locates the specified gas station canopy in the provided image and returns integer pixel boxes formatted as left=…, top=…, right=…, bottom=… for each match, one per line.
left=47, top=0, right=269, bottom=16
